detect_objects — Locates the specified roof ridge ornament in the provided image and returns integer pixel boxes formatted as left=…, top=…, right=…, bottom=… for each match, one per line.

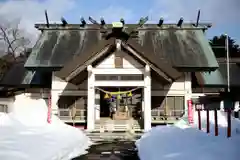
left=177, top=17, right=184, bottom=27
left=120, top=18, right=125, bottom=25
left=80, top=17, right=86, bottom=27
left=36, top=12, right=212, bottom=31
left=117, top=16, right=148, bottom=41
left=88, top=16, right=106, bottom=28
left=112, top=22, right=123, bottom=28
left=60, top=17, right=68, bottom=27
left=195, top=10, right=201, bottom=27
left=157, top=18, right=164, bottom=27
left=44, top=10, right=49, bottom=28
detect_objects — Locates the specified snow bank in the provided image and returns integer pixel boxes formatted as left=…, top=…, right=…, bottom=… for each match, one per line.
left=0, top=94, right=92, bottom=160
left=136, top=111, right=240, bottom=160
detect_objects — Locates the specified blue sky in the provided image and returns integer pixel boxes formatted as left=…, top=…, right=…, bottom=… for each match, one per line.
left=0, top=0, right=239, bottom=44
left=64, top=0, right=240, bottom=42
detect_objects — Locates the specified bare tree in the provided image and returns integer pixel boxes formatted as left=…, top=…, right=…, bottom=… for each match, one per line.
left=0, top=18, right=31, bottom=80
left=0, top=18, right=30, bottom=59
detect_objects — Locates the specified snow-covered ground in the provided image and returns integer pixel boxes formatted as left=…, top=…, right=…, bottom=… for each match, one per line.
left=0, top=95, right=92, bottom=160
left=136, top=111, right=240, bottom=160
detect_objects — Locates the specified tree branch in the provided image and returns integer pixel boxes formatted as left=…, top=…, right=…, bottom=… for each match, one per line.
left=0, top=25, right=16, bottom=59
left=0, top=19, right=30, bottom=59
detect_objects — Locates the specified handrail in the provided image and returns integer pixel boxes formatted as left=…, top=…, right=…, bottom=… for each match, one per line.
left=0, top=104, right=8, bottom=113
left=151, top=109, right=184, bottom=120
left=57, top=107, right=184, bottom=122
left=58, top=108, right=86, bottom=122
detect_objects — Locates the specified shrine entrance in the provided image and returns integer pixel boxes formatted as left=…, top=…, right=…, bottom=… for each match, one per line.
left=87, top=64, right=152, bottom=132
left=98, top=87, right=142, bottom=120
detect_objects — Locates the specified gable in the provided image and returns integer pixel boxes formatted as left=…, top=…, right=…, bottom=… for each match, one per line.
left=56, top=42, right=174, bottom=83
left=95, top=51, right=144, bottom=69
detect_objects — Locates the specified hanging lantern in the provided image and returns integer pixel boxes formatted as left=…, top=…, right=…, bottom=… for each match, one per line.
left=127, top=91, right=132, bottom=97
left=104, top=93, right=110, bottom=99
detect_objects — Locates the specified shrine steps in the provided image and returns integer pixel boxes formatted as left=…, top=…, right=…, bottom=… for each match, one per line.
left=94, top=118, right=143, bottom=133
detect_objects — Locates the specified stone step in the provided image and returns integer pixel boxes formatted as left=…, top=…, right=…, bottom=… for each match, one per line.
left=86, top=132, right=139, bottom=142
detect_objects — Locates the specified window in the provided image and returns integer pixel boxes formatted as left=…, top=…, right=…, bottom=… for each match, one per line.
left=58, top=96, right=87, bottom=109
left=151, top=96, right=184, bottom=117
left=166, top=96, right=184, bottom=116
left=114, top=52, right=123, bottom=68
left=115, top=57, right=123, bottom=68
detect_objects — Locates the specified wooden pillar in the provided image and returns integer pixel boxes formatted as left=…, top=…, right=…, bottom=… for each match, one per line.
left=206, top=110, right=210, bottom=133
left=214, top=109, right=218, bottom=136
left=144, top=65, right=151, bottom=132
left=141, top=89, right=144, bottom=119
left=184, top=73, right=192, bottom=122
left=87, top=65, right=95, bottom=131
left=227, top=109, right=232, bottom=138
left=95, top=89, right=100, bottom=120
left=198, top=109, right=201, bottom=130
left=51, top=73, right=60, bottom=115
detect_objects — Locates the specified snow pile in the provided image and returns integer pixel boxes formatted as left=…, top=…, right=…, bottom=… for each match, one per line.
left=0, top=94, right=92, bottom=160
left=136, top=111, right=240, bottom=160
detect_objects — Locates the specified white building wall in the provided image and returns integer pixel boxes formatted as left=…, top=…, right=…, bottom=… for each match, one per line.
left=98, top=51, right=188, bottom=98
left=51, top=73, right=87, bottom=115
left=151, top=73, right=192, bottom=117
left=151, top=75, right=186, bottom=96
left=96, top=52, right=144, bottom=69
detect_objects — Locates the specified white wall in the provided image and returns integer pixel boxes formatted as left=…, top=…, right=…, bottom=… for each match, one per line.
left=151, top=75, right=186, bottom=96
left=51, top=73, right=87, bottom=114
left=151, top=73, right=192, bottom=115
left=95, top=51, right=188, bottom=97
left=96, top=52, right=144, bottom=69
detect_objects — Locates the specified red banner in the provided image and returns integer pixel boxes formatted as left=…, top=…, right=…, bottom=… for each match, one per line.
left=47, top=94, right=52, bottom=124
left=188, top=100, right=194, bottom=124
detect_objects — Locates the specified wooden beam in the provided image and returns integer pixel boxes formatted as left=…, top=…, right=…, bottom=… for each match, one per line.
left=92, top=68, right=144, bottom=75
left=58, top=90, right=87, bottom=96
left=94, top=81, right=144, bottom=87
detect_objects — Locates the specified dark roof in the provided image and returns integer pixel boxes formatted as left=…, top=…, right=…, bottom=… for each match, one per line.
left=0, top=61, right=52, bottom=88
left=121, top=41, right=181, bottom=80
left=194, top=61, right=240, bottom=87
left=25, top=23, right=218, bottom=78
left=25, top=28, right=106, bottom=70
left=136, top=27, right=218, bottom=71
left=55, top=38, right=115, bottom=80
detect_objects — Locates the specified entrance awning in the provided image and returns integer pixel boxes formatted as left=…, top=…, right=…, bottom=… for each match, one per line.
left=194, top=63, right=240, bottom=87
